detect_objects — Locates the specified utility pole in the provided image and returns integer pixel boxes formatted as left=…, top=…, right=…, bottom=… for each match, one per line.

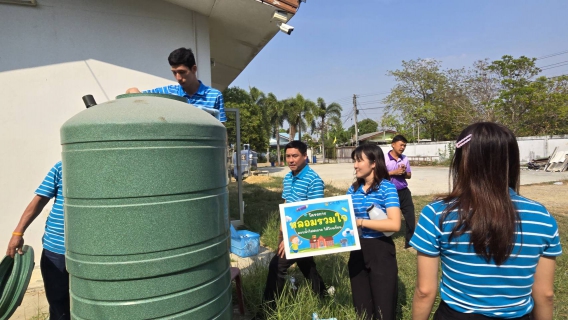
left=353, top=94, right=359, bottom=147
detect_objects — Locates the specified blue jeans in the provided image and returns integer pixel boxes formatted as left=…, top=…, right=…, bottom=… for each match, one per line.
left=40, top=249, right=70, bottom=320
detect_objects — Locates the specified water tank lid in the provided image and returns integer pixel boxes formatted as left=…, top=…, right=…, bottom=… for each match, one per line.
left=116, top=93, right=186, bottom=103
left=61, top=95, right=225, bottom=144
left=0, top=246, right=35, bottom=320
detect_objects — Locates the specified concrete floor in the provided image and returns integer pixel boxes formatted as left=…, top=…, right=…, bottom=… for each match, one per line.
left=260, top=163, right=568, bottom=196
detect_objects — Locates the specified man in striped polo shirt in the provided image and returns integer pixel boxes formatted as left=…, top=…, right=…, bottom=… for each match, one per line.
left=261, top=141, right=327, bottom=307
left=6, top=161, right=69, bottom=320
left=126, top=47, right=226, bottom=123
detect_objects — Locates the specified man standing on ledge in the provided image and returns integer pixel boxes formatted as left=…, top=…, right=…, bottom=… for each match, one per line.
left=126, top=47, right=226, bottom=124
left=261, top=141, right=327, bottom=309
left=385, top=135, right=415, bottom=250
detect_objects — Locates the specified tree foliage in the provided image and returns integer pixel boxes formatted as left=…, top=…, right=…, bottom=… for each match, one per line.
left=348, top=118, right=379, bottom=136
left=381, top=56, right=568, bottom=140
left=223, top=87, right=268, bottom=152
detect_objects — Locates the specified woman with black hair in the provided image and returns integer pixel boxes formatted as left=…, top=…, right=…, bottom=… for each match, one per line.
left=347, top=144, right=402, bottom=320
left=410, top=122, right=562, bottom=320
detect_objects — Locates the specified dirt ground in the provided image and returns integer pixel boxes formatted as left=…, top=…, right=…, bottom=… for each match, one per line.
left=520, top=182, right=568, bottom=216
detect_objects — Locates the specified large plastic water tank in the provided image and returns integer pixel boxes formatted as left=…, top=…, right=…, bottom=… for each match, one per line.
left=60, top=93, right=231, bottom=319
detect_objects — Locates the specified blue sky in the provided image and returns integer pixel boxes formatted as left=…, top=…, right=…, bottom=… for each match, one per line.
left=231, top=0, right=568, bottom=127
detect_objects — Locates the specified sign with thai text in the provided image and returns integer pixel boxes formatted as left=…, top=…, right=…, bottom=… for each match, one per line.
left=279, top=195, right=360, bottom=259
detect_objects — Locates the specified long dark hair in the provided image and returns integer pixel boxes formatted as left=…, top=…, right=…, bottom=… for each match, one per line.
left=351, top=144, right=390, bottom=192
left=441, top=122, right=520, bottom=265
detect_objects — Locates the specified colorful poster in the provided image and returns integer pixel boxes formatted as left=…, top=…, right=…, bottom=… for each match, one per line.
left=279, top=195, right=360, bottom=259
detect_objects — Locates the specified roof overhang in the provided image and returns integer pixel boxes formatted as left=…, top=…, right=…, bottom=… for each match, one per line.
left=163, top=0, right=301, bottom=90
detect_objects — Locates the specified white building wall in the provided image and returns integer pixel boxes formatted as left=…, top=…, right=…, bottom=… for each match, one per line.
left=386, top=136, right=568, bottom=163
left=0, top=0, right=211, bottom=261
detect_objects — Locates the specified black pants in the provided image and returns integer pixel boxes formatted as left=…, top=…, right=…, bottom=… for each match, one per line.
left=40, top=249, right=70, bottom=320
left=262, top=248, right=326, bottom=305
left=398, top=188, right=415, bottom=248
left=434, top=300, right=532, bottom=320
left=349, top=237, right=398, bottom=320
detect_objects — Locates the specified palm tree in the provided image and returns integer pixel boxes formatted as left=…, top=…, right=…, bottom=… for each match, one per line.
left=285, top=93, right=318, bottom=141
left=266, top=93, right=286, bottom=164
left=249, top=87, right=271, bottom=140
left=316, top=98, right=342, bottom=162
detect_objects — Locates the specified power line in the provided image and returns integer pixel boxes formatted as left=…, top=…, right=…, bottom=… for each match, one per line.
left=540, top=60, right=568, bottom=71
left=355, top=91, right=391, bottom=98
left=357, top=99, right=385, bottom=106
left=358, top=105, right=387, bottom=111
left=537, top=50, right=568, bottom=60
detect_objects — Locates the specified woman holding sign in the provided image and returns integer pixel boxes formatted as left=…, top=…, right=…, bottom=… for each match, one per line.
left=347, top=144, right=402, bottom=320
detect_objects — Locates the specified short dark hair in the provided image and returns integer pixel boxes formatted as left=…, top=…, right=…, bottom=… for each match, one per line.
left=168, top=48, right=196, bottom=69
left=285, top=140, right=308, bottom=155
left=392, top=135, right=408, bottom=144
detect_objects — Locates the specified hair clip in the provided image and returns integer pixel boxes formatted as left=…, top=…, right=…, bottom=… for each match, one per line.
left=456, top=134, right=472, bottom=148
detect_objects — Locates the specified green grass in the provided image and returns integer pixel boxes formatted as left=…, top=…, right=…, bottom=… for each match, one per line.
left=229, top=177, right=568, bottom=319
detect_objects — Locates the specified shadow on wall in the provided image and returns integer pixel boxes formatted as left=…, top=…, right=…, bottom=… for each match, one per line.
left=0, top=0, right=199, bottom=78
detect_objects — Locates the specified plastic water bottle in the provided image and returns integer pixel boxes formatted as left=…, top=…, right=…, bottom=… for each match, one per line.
left=366, top=204, right=394, bottom=237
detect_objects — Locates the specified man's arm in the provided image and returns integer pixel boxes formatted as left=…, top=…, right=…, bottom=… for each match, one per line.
left=216, top=94, right=227, bottom=126
left=6, top=195, right=50, bottom=257
left=277, top=200, right=286, bottom=258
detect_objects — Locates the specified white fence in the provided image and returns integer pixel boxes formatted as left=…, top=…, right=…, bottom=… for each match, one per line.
left=337, top=135, right=568, bottom=163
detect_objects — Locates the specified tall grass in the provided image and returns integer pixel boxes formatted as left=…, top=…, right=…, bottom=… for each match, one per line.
left=229, top=177, right=568, bottom=319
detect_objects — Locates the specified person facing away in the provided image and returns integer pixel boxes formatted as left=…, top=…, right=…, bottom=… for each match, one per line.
left=126, top=47, right=226, bottom=124
left=410, top=122, right=562, bottom=320
left=261, top=140, right=327, bottom=308
left=347, top=144, right=401, bottom=320
left=6, top=161, right=70, bottom=320
left=384, top=135, right=415, bottom=250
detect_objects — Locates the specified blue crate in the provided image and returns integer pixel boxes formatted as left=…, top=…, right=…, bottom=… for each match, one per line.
left=231, top=230, right=260, bottom=258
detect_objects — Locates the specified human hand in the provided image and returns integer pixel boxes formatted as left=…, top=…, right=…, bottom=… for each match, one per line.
left=125, top=87, right=141, bottom=94
left=278, top=241, right=286, bottom=258
left=6, top=235, right=24, bottom=258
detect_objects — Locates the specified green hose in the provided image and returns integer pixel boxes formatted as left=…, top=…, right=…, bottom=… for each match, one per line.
left=0, top=245, right=35, bottom=320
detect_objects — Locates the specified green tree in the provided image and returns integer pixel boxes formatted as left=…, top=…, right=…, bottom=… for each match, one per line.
left=266, top=93, right=286, bottom=164
left=518, top=75, right=568, bottom=135
left=223, top=87, right=267, bottom=152
left=487, top=55, right=542, bottom=134
left=315, top=98, right=342, bottom=161
left=283, top=94, right=318, bottom=141
left=328, top=123, right=351, bottom=145
left=348, top=118, right=379, bottom=136
left=382, top=58, right=458, bottom=141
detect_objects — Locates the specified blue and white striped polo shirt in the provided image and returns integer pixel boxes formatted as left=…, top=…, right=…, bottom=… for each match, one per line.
left=410, top=189, right=562, bottom=318
left=35, top=161, right=65, bottom=255
left=143, top=80, right=227, bottom=122
left=347, top=180, right=400, bottom=238
left=282, top=165, right=324, bottom=203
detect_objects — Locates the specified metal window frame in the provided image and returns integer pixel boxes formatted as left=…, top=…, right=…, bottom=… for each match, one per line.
left=0, top=0, right=37, bottom=6
left=226, top=108, right=244, bottom=227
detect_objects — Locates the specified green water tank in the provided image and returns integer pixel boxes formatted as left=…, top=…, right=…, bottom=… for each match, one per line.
left=60, top=94, right=231, bottom=319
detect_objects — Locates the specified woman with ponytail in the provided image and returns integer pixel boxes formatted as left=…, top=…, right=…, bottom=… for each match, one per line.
left=410, top=122, right=562, bottom=320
